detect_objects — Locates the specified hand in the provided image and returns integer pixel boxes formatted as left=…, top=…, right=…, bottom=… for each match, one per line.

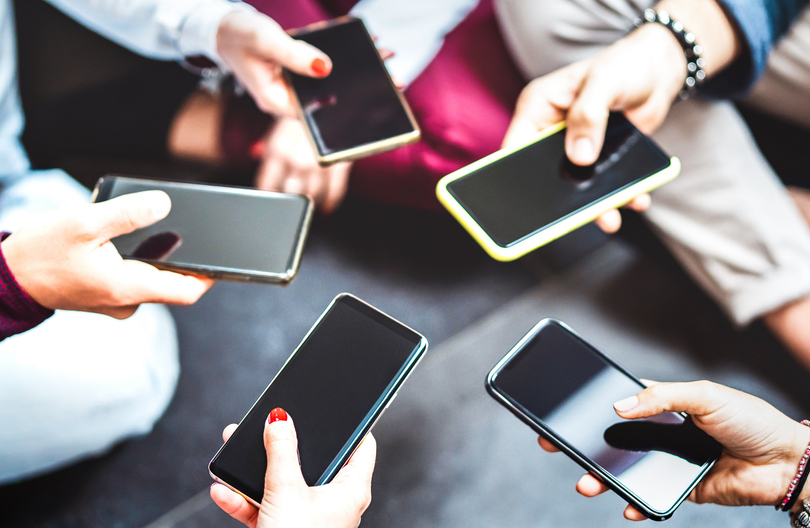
left=502, top=22, right=685, bottom=233
left=1, top=191, right=214, bottom=319
left=217, top=10, right=332, bottom=115
left=538, top=381, right=810, bottom=520
left=211, top=410, right=376, bottom=528
left=255, top=118, right=352, bottom=214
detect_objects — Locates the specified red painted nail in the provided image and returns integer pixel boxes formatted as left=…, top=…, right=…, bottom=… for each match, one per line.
left=311, top=57, right=330, bottom=77
left=269, top=407, right=287, bottom=424
left=249, top=139, right=265, bottom=160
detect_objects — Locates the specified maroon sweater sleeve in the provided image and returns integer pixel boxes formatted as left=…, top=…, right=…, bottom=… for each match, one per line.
left=0, top=233, right=54, bottom=340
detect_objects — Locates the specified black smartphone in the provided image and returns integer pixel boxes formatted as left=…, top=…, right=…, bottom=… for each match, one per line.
left=209, top=294, right=428, bottom=505
left=437, top=113, right=680, bottom=261
left=284, top=17, right=420, bottom=165
left=91, top=176, right=313, bottom=284
left=486, top=319, right=720, bottom=521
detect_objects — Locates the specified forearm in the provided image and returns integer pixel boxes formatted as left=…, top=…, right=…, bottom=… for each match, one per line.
left=655, top=0, right=741, bottom=78
left=0, top=234, right=53, bottom=341
left=44, top=0, right=253, bottom=66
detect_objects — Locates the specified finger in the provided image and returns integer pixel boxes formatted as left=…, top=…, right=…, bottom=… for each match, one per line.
left=378, top=49, right=395, bottom=61
left=321, top=163, right=351, bottom=214
left=332, top=433, right=377, bottom=495
left=503, top=114, right=544, bottom=150
left=624, top=505, right=648, bottom=521
left=283, top=176, right=305, bottom=195
left=575, top=474, right=610, bottom=497
left=304, top=170, right=327, bottom=207
left=613, top=380, right=727, bottom=420
left=625, top=193, right=651, bottom=212
left=263, top=408, right=306, bottom=496
left=223, top=423, right=238, bottom=442
left=565, top=70, right=617, bottom=166
left=256, top=155, right=287, bottom=192
left=89, top=191, right=171, bottom=241
left=537, top=436, right=560, bottom=453
left=210, top=483, right=259, bottom=527
left=594, top=209, right=622, bottom=233
left=118, top=260, right=213, bottom=306
left=258, top=21, right=332, bottom=77
left=237, top=61, right=293, bottom=115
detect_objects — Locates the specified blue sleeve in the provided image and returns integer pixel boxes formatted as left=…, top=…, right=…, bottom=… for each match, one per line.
left=703, top=0, right=809, bottom=98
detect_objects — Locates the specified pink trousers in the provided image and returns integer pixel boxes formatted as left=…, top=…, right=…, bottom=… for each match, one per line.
left=247, top=0, right=525, bottom=209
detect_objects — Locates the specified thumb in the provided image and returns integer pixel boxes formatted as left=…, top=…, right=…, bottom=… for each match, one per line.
left=258, top=21, right=332, bottom=78
left=90, top=191, right=171, bottom=241
left=263, top=408, right=306, bottom=498
left=613, top=380, right=727, bottom=420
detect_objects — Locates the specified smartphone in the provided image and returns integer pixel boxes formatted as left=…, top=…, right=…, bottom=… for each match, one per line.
left=209, top=294, right=428, bottom=505
left=486, top=319, right=720, bottom=521
left=91, top=176, right=313, bottom=284
left=436, top=113, right=680, bottom=261
left=284, top=17, right=420, bottom=165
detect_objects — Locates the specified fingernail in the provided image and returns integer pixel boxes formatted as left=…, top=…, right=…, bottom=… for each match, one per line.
left=572, top=137, right=594, bottom=163
left=249, top=140, right=265, bottom=160
left=268, top=407, right=287, bottom=424
left=614, top=395, right=639, bottom=413
left=311, top=58, right=330, bottom=77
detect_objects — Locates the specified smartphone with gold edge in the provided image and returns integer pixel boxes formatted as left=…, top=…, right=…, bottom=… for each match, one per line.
left=283, top=16, right=420, bottom=166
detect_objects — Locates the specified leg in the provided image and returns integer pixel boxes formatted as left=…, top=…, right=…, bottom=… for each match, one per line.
left=0, top=170, right=180, bottom=482
left=350, top=0, right=526, bottom=209
left=495, top=0, right=810, bottom=370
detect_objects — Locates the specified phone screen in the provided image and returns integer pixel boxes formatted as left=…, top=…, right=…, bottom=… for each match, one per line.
left=287, top=18, right=416, bottom=156
left=209, top=295, right=426, bottom=503
left=446, top=114, right=671, bottom=247
left=489, top=321, right=719, bottom=515
left=94, top=177, right=311, bottom=281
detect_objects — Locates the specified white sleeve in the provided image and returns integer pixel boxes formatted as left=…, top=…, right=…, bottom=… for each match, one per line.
left=44, top=0, right=254, bottom=66
left=349, top=0, right=478, bottom=85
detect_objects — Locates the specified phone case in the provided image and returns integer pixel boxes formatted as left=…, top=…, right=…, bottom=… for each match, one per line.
left=486, top=318, right=717, bottom=521
left=209, top=293, right=428, bottom=506
left=283, top=16, right=421, bottom=166
left=91, top=176, right=313, bottom=285
left=436, top=122, right=681, bottom=261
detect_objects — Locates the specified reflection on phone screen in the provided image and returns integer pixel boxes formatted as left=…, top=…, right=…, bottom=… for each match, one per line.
left=491, top=322, right=719, bottom=513
left=446, top=113, right=670, bottom=247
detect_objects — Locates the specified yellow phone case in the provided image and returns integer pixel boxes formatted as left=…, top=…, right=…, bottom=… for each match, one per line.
left=436, top=122, right=681, bottom=262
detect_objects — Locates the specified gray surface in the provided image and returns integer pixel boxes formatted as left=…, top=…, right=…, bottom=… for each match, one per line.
left=153, top=239, right=808, bottom=528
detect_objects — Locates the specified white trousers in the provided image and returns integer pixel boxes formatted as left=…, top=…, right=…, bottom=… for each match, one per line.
left=495, top=0, right=810, bottom=325
left=0, top=170, right=179, bottom=484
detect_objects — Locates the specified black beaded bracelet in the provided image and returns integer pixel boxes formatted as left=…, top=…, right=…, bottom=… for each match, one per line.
left=634, top=8, right=705, bottom=100
left=791, top=498, right=810, bottom=527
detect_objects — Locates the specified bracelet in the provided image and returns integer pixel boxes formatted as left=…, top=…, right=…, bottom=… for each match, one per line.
left=781, top=420, right=810, bottom=512
left=792, top=498, right=810, bottom=527
left=634, top=8, right=705, bottom=100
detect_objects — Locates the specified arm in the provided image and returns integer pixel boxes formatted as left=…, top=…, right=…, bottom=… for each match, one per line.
left=0, top=234, right=53, bottom=340
left=45, top=0, right=332, bottom=115
left=44, top=0, right=250, bottom=65
left=711, top=0, right=810, bottom=96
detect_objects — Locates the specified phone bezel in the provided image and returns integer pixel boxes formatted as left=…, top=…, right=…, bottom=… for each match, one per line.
left=208, top=293, right=428, bottom=506
left=436, top=122, right=681, bottom=261
left=486, top=318, right=717, bottom=521
left=283, top=16, right=421, bottom=166
left=91, top=176, right=314, bottom=285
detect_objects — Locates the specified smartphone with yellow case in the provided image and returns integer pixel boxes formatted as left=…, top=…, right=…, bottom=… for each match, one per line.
left=284, top=17, right=420, bottom=166
left=436, top=113, right=680, bottom=261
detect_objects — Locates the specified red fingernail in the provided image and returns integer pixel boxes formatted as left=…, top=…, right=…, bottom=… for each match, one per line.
left=269, top=407, right=287, bottom=424
left=249, top=139, right=265, bottom=160
left=311, top=58, right=330, bottom=77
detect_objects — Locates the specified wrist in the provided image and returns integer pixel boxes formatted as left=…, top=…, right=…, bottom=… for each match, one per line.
left=783, top=421, right=810, bottom=511
left=655, top=0, right=740, bottom=78
left=632, top=22, right=686, bottom=101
